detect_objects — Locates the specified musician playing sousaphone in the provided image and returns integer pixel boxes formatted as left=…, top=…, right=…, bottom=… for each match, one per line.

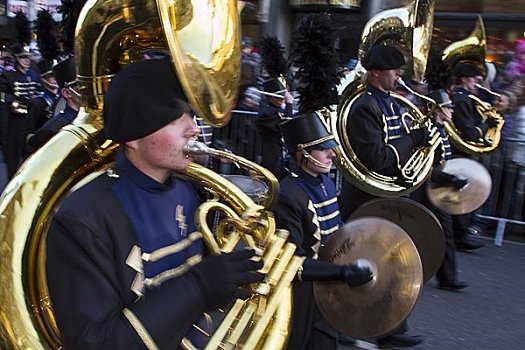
left=338, top=44, right=426, bottom=348
left=410, top=89, right=470, bottom=291
left=46, top=58, right=265, bottom=349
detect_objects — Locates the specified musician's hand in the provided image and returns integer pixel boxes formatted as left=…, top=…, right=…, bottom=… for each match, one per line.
left=284, top=90, right=294, bottom=104
left=486, top=117, right=498, bottom=128
left=191, top=249, right=264, bottom=311
left=410, top=128, right=431, bottom=147
left=431, top=171, right=469, bottom=190
left=341, top=264, right=373, bottom=287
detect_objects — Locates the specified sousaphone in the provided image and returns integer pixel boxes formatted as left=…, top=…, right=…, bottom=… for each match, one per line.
left=0, top=0, right=301, bottom=349
left=441, top=15, right=504, bottom=154
left=332, top=0, right=442, bottom=196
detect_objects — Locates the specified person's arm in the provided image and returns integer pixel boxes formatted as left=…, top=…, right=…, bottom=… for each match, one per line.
left=47, top=211, right=207, bottom=350
left=453, top=98, right=487, bottom=141
left=46, top=193, right=263, bottom=350
left=348, top=102, right=411, bottom=175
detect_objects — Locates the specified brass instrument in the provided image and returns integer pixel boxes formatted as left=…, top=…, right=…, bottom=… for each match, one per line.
left=313, top=217, right=423, bottom=338
left=331, top=0, right=440, bottom=196
left=0, top=0, right=300, bottom=349
left=442, top=16, right=504, bottom=154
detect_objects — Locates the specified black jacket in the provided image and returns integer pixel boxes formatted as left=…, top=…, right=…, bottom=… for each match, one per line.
left=46, top=170, right=207, bottom=350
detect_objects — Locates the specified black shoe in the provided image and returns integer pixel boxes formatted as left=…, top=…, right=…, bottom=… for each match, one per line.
left=456, top=238, right=484, bottom=251
left=377, top=334, right=424, bottom=349
left=438, top=280, right=468, bottom=291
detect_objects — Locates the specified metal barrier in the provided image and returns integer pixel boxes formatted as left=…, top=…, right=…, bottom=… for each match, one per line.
left=474, top=137, right=525, bottom=245
left=214, top=110, right=261, bottom=164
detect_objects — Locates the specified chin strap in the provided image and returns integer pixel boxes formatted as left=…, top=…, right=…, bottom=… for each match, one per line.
left=301, top=150, right=332, bottom=169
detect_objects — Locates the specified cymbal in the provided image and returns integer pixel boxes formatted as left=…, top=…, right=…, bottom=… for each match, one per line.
left=427, top=158, right=492, bottom=215
left=350, top=197, right=444, bottom=282
left=313, top=217, right=423, bottom=339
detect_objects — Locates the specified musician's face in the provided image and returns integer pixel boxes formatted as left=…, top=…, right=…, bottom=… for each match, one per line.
left=125, top=112, right=198, bottom=183
left=16, top=55, right=31, bottom=70
left=303, top=148, right=336, bottom=176
left=374, top=68, right=401, bottom=92
left=462, top=76, right=477, bottom=92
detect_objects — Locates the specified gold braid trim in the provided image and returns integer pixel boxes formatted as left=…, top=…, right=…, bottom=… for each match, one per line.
left=123, top=308, right=159, bottom=350
left=297, top=135, right=335, bottom=150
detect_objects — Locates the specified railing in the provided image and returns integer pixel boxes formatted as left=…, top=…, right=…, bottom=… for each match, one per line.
left=473, top=137, right=525, bottom=245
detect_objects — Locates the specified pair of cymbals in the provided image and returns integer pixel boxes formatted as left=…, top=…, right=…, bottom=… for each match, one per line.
left=427, top=158, right=492, bottom=215
left=313, top=216, right=423, bottom=339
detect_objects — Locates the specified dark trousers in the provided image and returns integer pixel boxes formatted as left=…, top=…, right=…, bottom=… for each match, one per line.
left=5, top=112, right=30, bottom=178
left=452, top=213, right=471, bottom=245
left=412, top=186, right=457, bottom=282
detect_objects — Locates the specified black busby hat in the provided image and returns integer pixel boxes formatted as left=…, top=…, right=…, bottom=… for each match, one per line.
left=37, top=60, right=54, bottom=77
left=429, top=89, right=454, bottom=109
left=452, top=63, right=481, bottom=78
left=259, top=35, right=288, bottom=98
left=362, top=45, right=405, bottom=71
left=53, top=57, right=77, bottom=89
left=281, top=112, right=338, bottom=154
left=103, top=59, right=191, bottom=142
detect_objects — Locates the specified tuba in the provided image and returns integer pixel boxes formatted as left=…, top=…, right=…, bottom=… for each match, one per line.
left=0, top=0, right=301, bottom=349
left=331, top=0, right=442, bottom=196
left=441, top=15, right=504, bottom=154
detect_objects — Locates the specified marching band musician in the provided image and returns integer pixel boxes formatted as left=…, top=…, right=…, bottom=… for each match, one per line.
left=46, top=58, right=264, bottom=349
left=450, top=63, right=499, bottom=147
left=275, top=112, right=373, bottom=350
left=411, top=89, right=469, bottom=291
left=256, top=77, right=295, bottom=180
left=26, top=59, right=61, bottom=134
left=0, top=44, right=41, bottom=178
left=448, top=63, right=488, bottom=251
left=338, top=44, right=426, bottom=348
left=27, top=57, right=79, bottom=151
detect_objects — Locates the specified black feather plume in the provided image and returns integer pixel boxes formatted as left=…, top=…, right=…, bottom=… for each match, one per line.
left=59, top=0, right=87, bottom=55
left=14, top=11, right=31, bottom=46
left=425, top=47, right=450, bottom=91
left=36, top=10, right=60, bottom=62
left=259, top=36, right=287, bottom=79
left=290, top=14, right=341, bottom=113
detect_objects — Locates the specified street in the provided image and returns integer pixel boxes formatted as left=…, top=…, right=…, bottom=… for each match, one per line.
left=343, top=234, right=525, bottom=350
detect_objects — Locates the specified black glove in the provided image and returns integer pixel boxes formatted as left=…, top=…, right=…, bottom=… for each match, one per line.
left=191, top=249, right=264, bottom=311
left=341, top=264, right=373, bottom=287
left=486, top=117, right=499, bottom=128
left=410, top=128, right=430, bottom=147
left=430, top=170, right=469, bottom=189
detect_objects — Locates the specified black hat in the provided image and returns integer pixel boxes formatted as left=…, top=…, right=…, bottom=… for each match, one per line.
left=281, top=112, right=338, bottom=153
left=103, top=59, right=191, bottom=142
left=260, top=78, right=286, bottom=98
left=453, top=63, right=481, bottom=78
left=362, top=45, right=405, bottom=71
left=37, top=60, right=54, bottom=77
left=53, top=57, right=77, bottom=89
left=10, top=44, right=32, bottom=58
left=429, top=89, right=454, bottom=108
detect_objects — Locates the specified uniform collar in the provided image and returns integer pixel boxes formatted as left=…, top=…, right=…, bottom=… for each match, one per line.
left=116, top=152, right=174, bottom=192
left=289, top=162, right=322, bottom=185
left=367, top=85, right=391, bottom=99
